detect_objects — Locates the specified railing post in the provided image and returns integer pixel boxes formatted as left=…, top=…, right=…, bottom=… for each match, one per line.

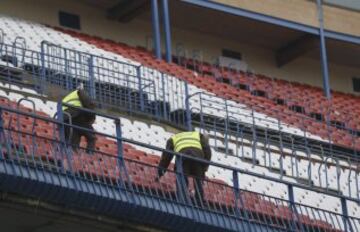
left=199, top=95, right=204, bottom=131
left=88, top=55, right=96, bottom=99
left=278, top=122, right=284, bottom=179
left=184, top=82, right=192, bottom=130
left=233, top=170, right=241, bottom=217
left=161, top=73, right=168, bottom=119
left=0, top=107, right=4, bottom=158
left=40, top=41, right=46, bottom=94
left=0, top=29, right=3, bottom=53
left=114, top=117, right=135, bottom=204
left=64, top=49, right=71, bottom=90
left=287, top=184, right=305, bottom=232
left=288, top=183, right=295, bottom=209
left=224, top=100, right=229, bottom=154
left=115, top=118, right=124, bottom=165
left=341, top=197, right=353, bottom=232
left=57, top=101, right=66, bottom=145
left=233, top=170, right=252, bottom=232
left=251, top=106, right=257, bottom=165
left=136, top=66, right=145, bottom=112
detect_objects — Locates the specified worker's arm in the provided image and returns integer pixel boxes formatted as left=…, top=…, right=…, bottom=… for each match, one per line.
left=77, top=89, right=96, bottom=124
left=78, top=89, right=96, bottom=109
left=157, top=138, right=174, bottom=178
left=200, top=135, right=212, bottom=172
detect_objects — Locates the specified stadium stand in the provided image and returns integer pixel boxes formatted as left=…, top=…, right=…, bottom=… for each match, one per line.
left=0, top=11, right=358, bottom=197
left=0, top=8, right=359, bottom=231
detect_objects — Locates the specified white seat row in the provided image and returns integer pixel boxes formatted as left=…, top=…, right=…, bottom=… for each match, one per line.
left=0, top=14, right=138, bottom=66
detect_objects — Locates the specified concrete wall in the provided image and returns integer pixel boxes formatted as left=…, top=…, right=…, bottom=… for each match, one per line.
left=0, top=0, right=151, bottom=47
left=215, top=0, right=360, bottom=37
left=0, top=0, right=359, bottom=94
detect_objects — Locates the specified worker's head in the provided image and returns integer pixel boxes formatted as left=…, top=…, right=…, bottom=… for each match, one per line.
left=77, top=83, right=84, bottom=91
left=202, top=132, right=210, bottom=144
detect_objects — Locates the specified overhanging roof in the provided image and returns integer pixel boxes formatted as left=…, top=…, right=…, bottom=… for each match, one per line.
left=182, top=0, right=360, bottom=45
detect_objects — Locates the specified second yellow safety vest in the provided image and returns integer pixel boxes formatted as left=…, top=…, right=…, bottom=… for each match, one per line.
left=62, top=90, right=82, bottom=111
left=171, top=131, right=202, bottom=153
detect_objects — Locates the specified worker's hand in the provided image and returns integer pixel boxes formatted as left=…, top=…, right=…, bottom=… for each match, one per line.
left=204, top=165, right=209, bottom=173
left=157, top=168, right=165, bottom=181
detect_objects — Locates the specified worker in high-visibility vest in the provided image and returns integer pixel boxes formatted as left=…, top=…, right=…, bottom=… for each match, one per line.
left=62, top=83, right=96, bottom=154
left=157, top=131, right=212, bottom=205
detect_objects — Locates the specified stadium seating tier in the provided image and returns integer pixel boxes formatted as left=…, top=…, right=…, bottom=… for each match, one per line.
left=57, top=27, right=360, bottom=151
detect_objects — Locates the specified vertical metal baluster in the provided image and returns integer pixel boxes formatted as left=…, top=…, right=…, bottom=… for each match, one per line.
left=137, top=65, right=144, bottom=112
left=224, top=99, right=229, bottom=154
left=251, top=106, right=257, bottom=166
left=88, top=55, right=96, bottom=99
left=184, top=82, right=191, bottom=130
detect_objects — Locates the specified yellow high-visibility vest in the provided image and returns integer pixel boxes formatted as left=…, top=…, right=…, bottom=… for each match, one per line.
left=171, top=131, right=202, bottom=153
left=62, top=90, right=82, bottom=111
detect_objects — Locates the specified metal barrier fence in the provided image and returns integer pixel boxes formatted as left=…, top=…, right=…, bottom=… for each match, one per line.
left=140, top=66, right=188, bottom=124
left=0, top=102, right=358, bottom=231
left=0, top=40, right=189, bottom=126
left=40, top=41, right=187, bottom=120
left=188, top=92, right=360, bottom=202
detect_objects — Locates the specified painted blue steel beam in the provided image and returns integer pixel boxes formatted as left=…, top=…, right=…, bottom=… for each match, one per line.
left=151, top=0, right=162, bottom=59
left=162, top=0, right=173, bottom=63
left=0, top=160, right=282, bottom=232
left=182, top=0, right=360, bottom=45
left=316, top=0, right=331, bottom=99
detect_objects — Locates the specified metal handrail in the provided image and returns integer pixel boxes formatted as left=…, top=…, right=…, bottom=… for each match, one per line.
left=0, top=103, right=358, bottom=232
left=187, top=92, right=359, bottom=159
left=1, top=103, right=359, bottom=205
left=41, top=40, right=136, bottom=68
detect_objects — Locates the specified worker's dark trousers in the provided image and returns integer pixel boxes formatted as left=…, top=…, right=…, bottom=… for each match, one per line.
left=176, top=158, right=205, bottom=207
left=63, top=114, right=96, bottom=153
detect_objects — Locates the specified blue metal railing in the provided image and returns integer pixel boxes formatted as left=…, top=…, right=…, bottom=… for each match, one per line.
left=188, top=92, right=360, bottom=201
left=187, top=91, right=359, bottom=163
left=0, top=102, right=358, bottom=231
